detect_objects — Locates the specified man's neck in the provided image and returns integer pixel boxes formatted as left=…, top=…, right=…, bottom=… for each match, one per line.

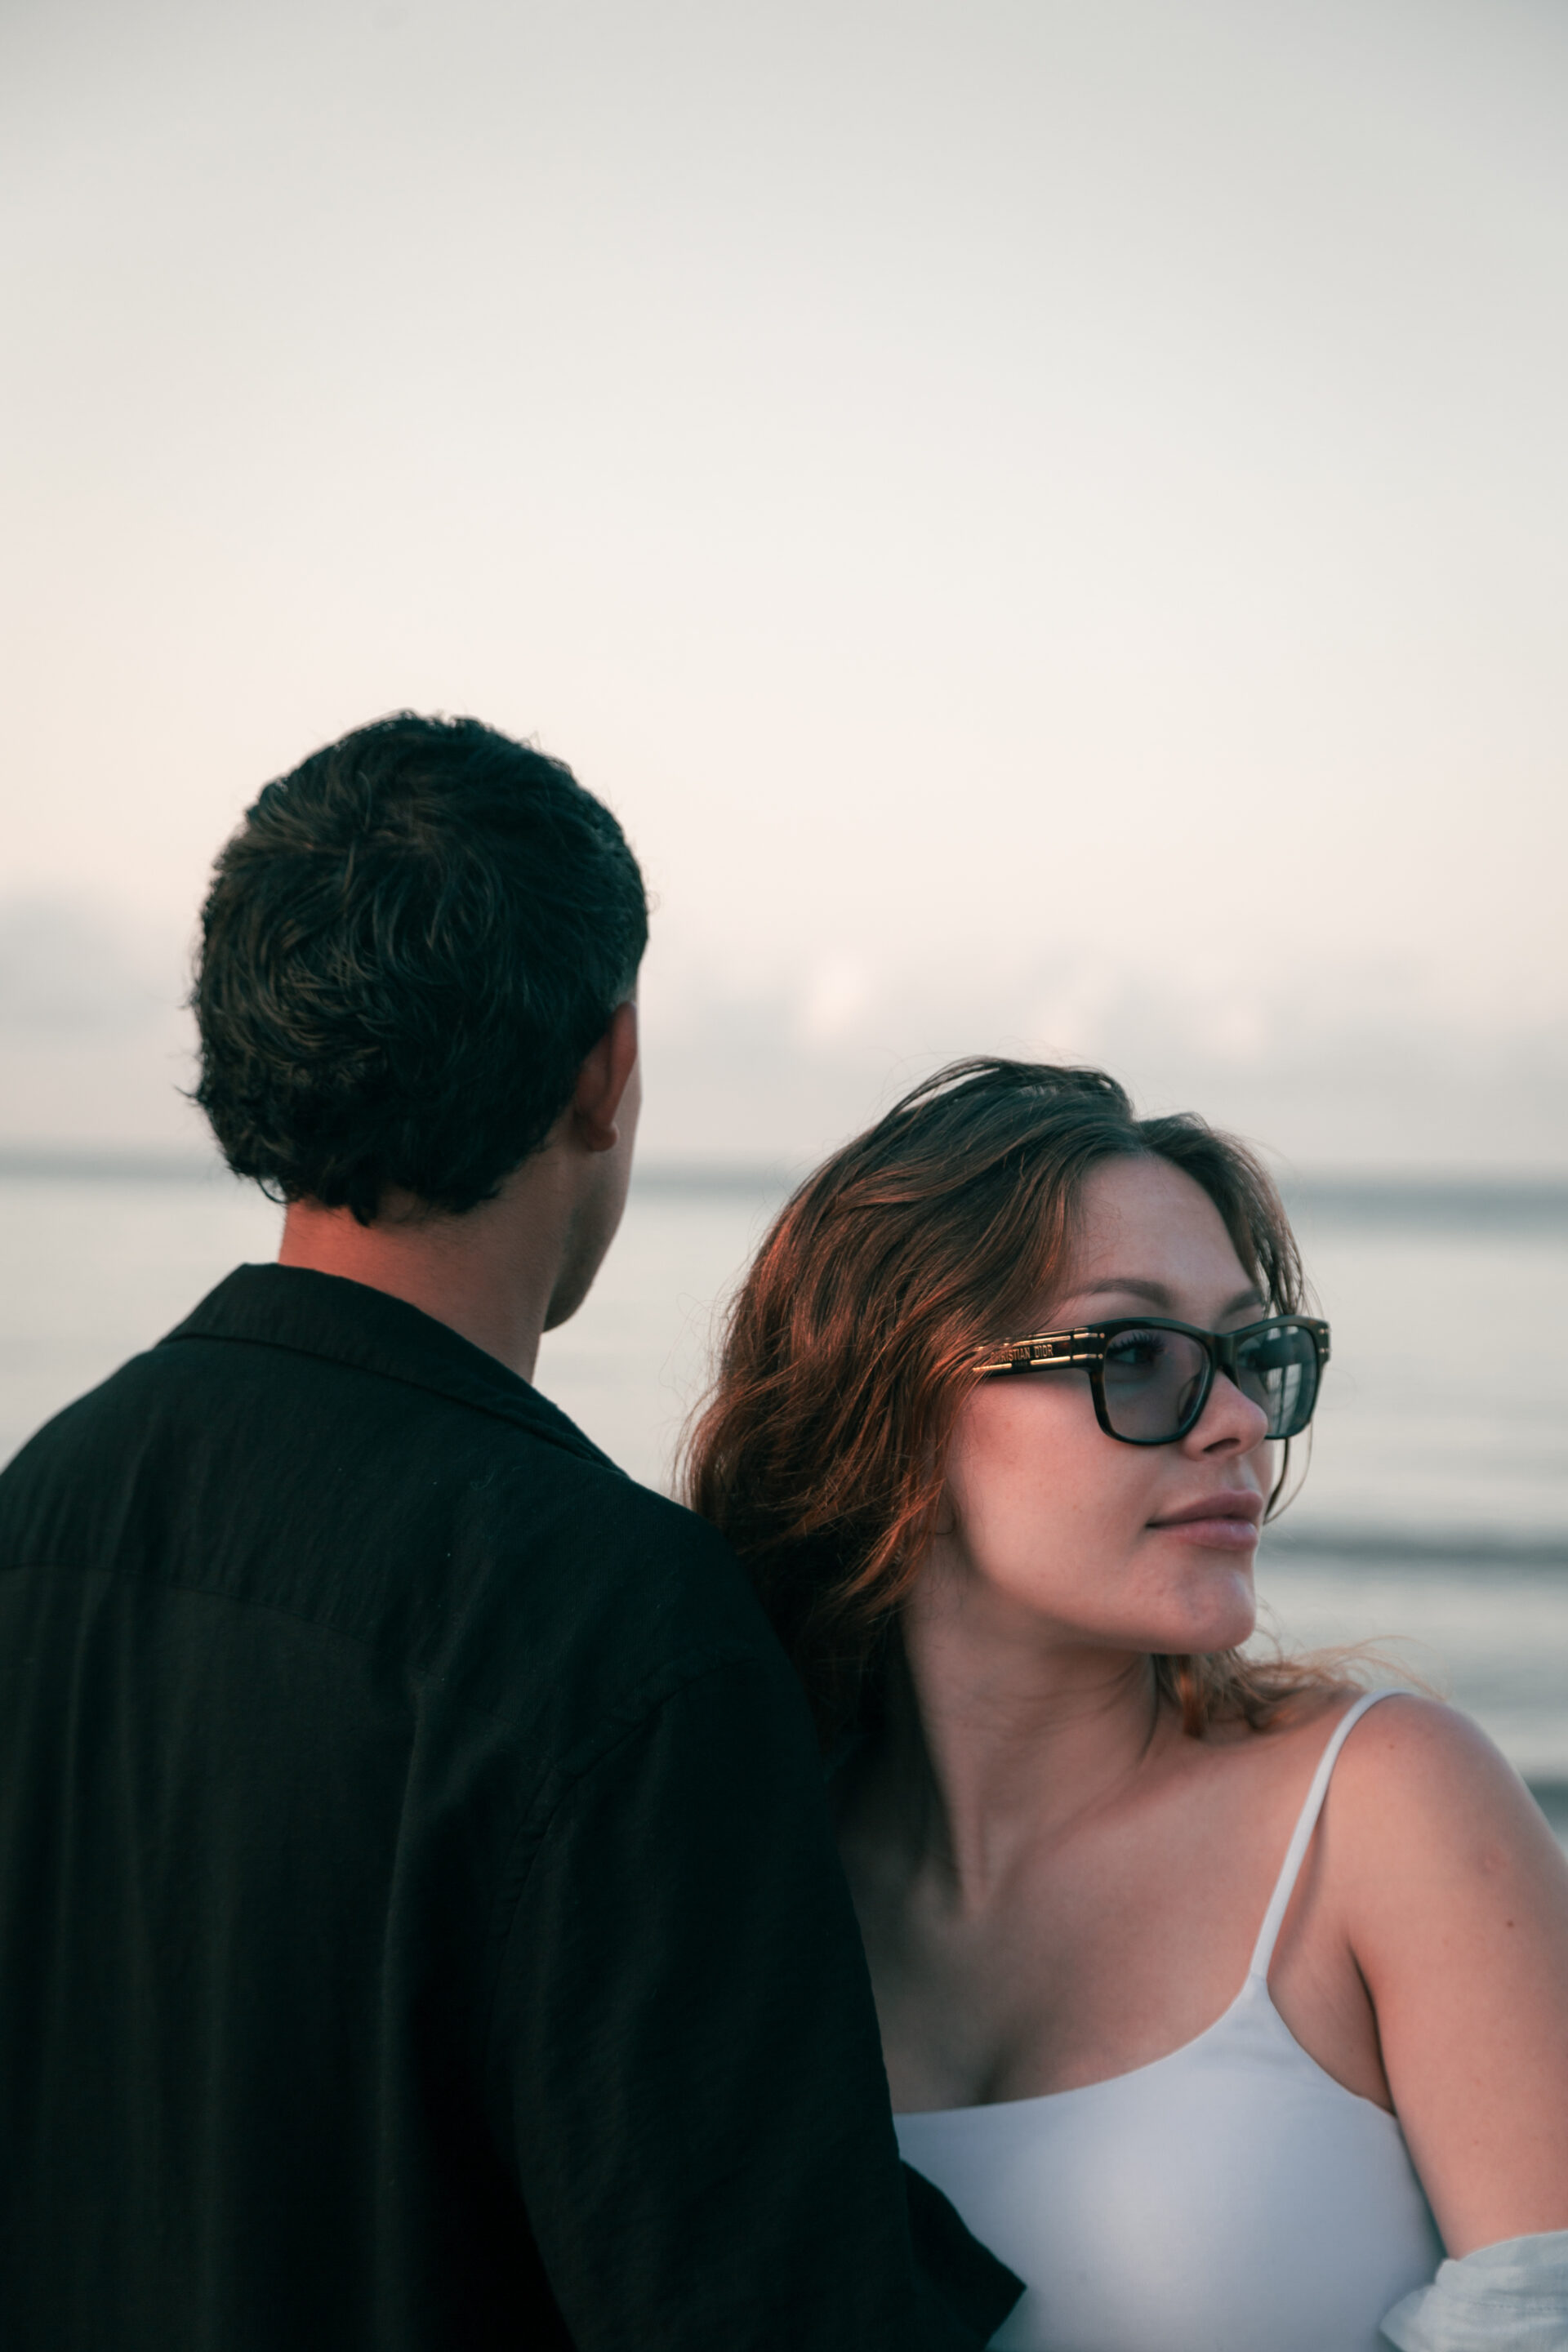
left=277, top=1158, right=576, bottom=1383
left=275, top=1000, right=640, bottom=1381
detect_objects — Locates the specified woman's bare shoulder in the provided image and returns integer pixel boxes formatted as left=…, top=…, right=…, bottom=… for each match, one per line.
left=1320, top=1691, right=1568, bottom=1934
left=1321, top=1695, right=1568, bottom=2251
left=1209, top=1686, right=1562, bottom=1879
left=1330, top=1690, right=1550, bottom=1825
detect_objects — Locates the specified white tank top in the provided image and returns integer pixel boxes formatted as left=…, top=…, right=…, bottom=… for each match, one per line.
left=895, top=1690, right=1444, bottom=2352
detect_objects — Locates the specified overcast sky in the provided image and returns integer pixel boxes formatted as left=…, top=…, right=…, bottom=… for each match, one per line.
left=3, top=0, right=1566, bottom=1167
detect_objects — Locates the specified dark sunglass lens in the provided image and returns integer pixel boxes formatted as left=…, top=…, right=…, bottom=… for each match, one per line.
left=1100, top=1327, right=1211, bottom=1441
left=1235, top=1323, right=1319, bottom=1439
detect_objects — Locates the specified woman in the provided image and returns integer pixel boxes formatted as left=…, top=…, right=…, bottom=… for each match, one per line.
left=686, top=1059, right=1568, bottom=2351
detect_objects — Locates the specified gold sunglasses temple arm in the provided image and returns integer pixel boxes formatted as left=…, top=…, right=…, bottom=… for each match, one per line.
left=972, top=1331, right=1101, bottom=1377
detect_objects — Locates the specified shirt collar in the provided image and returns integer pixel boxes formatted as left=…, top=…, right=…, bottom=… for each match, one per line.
left=163, top=1263, right=617, bottom=1471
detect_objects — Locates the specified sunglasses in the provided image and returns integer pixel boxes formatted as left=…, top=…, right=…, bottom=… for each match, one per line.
left=972, top=1314, right=1330, bottom=1447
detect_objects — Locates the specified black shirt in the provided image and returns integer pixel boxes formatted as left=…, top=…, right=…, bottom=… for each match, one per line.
left=0, top=1264, right=1018, bottom=2350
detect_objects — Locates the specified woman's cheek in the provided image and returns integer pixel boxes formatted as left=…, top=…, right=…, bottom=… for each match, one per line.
left=950, top=1438, right=1105, bottom=1600
left=946, top=1388, right=1156, bottom=1599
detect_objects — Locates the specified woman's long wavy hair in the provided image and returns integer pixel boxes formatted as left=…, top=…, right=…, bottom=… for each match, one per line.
left=684, top=1058, right=1351, bottom=1752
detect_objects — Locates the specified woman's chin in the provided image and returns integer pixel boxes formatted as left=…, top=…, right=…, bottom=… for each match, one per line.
left=1157, top=1563, right=1257, bottom=1656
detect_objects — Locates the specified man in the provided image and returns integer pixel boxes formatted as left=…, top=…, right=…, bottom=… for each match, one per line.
left=0, top=715, right=1019, bottom=2350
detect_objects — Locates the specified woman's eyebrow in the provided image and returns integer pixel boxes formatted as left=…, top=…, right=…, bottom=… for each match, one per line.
left=1070, top=1276, right=1267, bottom=1316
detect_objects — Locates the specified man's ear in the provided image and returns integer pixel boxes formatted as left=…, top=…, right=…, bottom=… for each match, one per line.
left=571, top=998, right=639, bottom=1153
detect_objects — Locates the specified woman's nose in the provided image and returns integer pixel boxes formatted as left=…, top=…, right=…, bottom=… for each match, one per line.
left=1186, top=1366, right=1272, bottom=1455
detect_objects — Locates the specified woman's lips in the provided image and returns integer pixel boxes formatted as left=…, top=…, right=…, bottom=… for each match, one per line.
left=1147, top=1495, right=1263, bottom=1548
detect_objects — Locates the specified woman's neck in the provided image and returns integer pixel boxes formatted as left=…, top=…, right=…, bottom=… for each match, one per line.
left=853, top=1584, right=1174, bottom=1913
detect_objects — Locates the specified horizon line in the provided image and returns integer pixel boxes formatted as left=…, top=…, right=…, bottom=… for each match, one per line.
left=3, top=1142, right=1568, bottom=1206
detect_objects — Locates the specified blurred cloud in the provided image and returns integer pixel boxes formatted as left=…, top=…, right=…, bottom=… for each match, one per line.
left=0, top=900, right=164, bottom=1036
left=638, top=936, right=1568, bottom=1171
left=2, top=892, right=1562, bottom=1170
left=795, top=957, right=879, bottom=1049
left=0, top=900, right=201, bottom=1150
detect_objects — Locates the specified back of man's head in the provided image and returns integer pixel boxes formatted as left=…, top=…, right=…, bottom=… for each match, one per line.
left=194, top=713, right=648, bottom=1225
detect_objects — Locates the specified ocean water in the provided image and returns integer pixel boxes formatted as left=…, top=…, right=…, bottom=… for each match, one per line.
left=2, top=1162, right=1566, bottom=1833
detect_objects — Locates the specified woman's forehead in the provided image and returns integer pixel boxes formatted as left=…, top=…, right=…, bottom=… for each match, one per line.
left=1058, top=1156, right=1253, bottom=1298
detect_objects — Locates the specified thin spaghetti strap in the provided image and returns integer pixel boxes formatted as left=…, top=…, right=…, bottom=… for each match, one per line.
left=1246, top=1689, right=1404, bottom=1981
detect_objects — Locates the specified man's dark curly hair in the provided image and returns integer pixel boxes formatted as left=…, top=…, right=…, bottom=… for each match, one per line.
left=193, top=712, right=648, bottom=1223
